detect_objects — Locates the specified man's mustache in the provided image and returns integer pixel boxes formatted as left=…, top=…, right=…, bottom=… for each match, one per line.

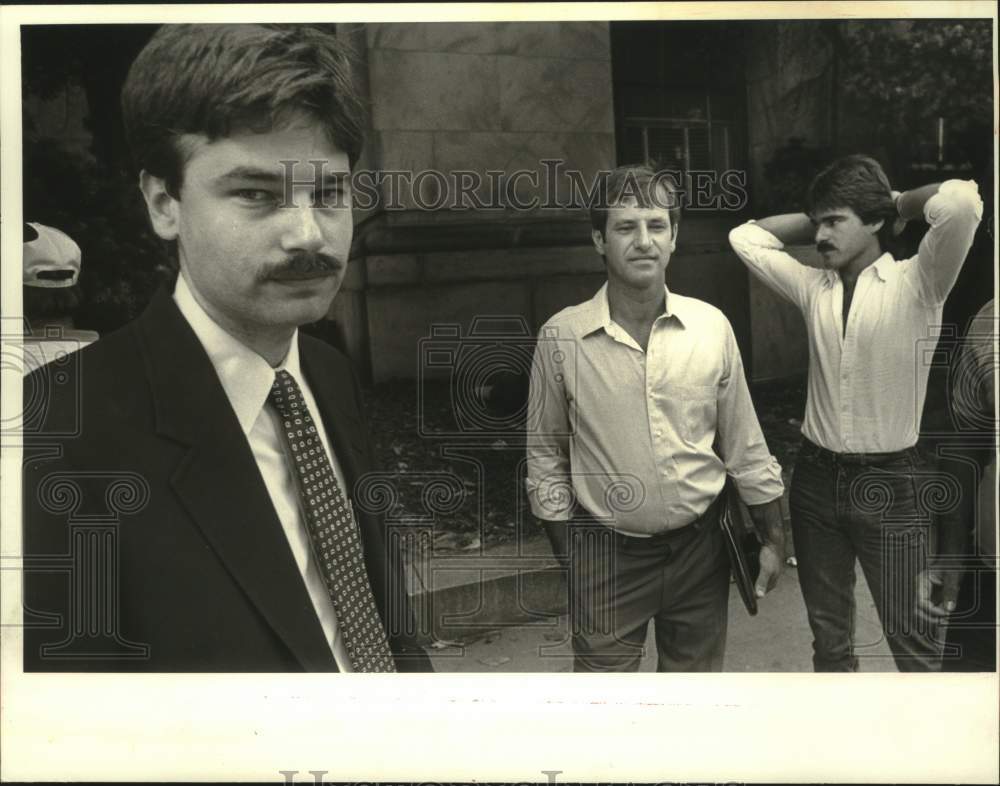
left=262, top=252, right=344, bottom=280
left=817, top=242, right=836, bottom=253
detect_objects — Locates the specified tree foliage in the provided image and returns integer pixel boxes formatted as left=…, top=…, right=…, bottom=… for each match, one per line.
left=23, top=137, right=174, bottom=334
left=837, top=20, right=993, bottom=171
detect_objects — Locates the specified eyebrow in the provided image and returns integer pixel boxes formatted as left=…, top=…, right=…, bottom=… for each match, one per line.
left=214, top=167, right=284, bottom=185
left=215, top=166, right=349, bottom=185
left=611, top=217, right=669, bottom=226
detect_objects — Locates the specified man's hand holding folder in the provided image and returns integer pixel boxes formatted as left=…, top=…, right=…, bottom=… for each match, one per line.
left=721, top=479, right=786, bottom=615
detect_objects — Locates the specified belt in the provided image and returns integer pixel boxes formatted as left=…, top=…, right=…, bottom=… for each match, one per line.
left=799, top=437, right=919, bottom=467
left=571, top=491, right=723, bottom=545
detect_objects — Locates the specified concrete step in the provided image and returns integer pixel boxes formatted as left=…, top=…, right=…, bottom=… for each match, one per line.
left=405, top=533, right=897, bottom=672
left=426, top=568, right=896, bottom=672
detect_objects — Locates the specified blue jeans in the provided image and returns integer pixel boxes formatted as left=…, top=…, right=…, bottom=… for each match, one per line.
left=790, top=439, right=944, bottom=672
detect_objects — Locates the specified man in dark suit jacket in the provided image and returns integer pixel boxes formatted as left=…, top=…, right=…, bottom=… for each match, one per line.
left=22, top=23, right=431, bottom=672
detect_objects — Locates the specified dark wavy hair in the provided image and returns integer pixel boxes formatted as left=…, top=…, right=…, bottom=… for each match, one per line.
left=589, top=163, right=682, bottom=238
left=122, top=24, right=365, bottom=198
left=806, top=154, right=896, bottom=248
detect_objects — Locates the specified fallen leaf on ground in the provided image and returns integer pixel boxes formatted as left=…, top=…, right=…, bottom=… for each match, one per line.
left=477, top=655, right=511, bottom=667
left=429, top=639, right=464, bottom=649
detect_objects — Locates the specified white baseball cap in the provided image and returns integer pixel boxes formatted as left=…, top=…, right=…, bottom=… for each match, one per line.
left=23, top=222, right=82, bottom=288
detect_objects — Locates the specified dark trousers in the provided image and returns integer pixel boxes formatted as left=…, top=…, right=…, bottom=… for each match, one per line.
left=568, top=497, right=729, bottom=672
left=943, top=559, right=997, bottom=671
left=790, top=439, right=944, bottom=672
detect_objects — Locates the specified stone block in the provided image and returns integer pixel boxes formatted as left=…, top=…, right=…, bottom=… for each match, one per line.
left=532, top=274, right=607, bottom=326
left=368, top=281, right=531, bottom=381
left=429, top=131, right=615, bottom=212
left=366, top=130, right=436, bottom=210
left=371, top=130, right=435, bottom=174
left=559, top=133, right=616, bottom=178
left=431, top=132, right=514, bottom=208
left=422, top=22, right=507, bottom=54
left=366, top=23, right=429, bottom=52
left=558, top=22, right=611, bottom=60
left=496, top=22, right=610, bottom=60
left=422, top=245, right=603, bottom=283
left=368, top=22, right=506, bottom=54
left=498, top=56, right=614, bottom=133
left=367, top=254, right=422, bottom=286
left=370, top=50, right=500, bottom=132
left=366, top=22, right=610, bottom=61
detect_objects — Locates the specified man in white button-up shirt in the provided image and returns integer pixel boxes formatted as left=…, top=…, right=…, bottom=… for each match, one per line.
left=729, top=154, right=983, bottom=672
left=527, top=165, right=786, bottom=672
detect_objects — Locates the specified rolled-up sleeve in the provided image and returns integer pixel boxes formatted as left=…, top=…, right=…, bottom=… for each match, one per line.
left=911, top=179, right=983, bottom=306
left=715, top=318, right=785, bottom=505
left=525, top=325, right=574, bottom=522
left=728, top=221, right=813, bottom=310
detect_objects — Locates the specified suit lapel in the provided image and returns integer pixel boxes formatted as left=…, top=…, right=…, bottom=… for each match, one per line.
left=136, top=291, right=336, bottom=672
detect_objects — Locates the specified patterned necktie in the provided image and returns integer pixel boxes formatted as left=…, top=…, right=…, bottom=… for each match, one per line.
left=268, top=369, right=396, bottom=673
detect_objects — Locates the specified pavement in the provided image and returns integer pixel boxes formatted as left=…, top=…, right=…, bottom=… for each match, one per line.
left=411, top=536, right=897, bottom=673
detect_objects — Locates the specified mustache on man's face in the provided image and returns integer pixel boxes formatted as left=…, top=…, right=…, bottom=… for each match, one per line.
left=261, top=252, right=344, bottom=281
left=817, top=241, right=836, bottom=253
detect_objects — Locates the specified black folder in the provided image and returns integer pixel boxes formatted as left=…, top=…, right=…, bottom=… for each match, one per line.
left=719, top=479, right=763, bottom=616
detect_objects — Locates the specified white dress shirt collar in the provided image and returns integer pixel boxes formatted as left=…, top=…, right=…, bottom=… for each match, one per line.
left=579, top=282, right=687, bottom=337
left=822, top=251, right=896, bottom=287
left=173, top=274, right=302, bottom=436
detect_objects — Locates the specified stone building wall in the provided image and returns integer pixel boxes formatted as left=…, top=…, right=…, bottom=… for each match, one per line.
left=742, top=22, right=836, bottom=382
left=20, top=21, right=834, bottom=385
left=350, top=22, right=618, bottom=382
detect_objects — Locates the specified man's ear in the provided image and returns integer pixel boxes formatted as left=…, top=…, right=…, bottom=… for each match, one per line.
left=866, top=218, right=885, bottom=236
left=591, top=228, right=606, bottom=256
left=138, top=170, right=180, bottom=241
left=670, top=225, right=679, bottom=252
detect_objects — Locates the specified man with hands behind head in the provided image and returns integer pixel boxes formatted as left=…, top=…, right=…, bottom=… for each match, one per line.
left=729, top=155, right=982, bottom=672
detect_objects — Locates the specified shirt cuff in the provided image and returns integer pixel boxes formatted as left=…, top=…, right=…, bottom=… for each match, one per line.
left=526, top=476, right=576, bottom=522
left=926, top=179, right=984, bottom=223
left=730, top=457, right=785, bottom=506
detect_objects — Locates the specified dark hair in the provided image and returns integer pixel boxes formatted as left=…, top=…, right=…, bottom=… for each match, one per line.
left=806, top=154, right=896, bottom=248
left=23, top=285, right=82, bottom=320
left=122, top=24, right=365, bottom=197
left=589, top=164, right=682, bottom=238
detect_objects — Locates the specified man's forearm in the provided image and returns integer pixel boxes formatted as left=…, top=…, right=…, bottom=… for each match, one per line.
left=753, top=213, right=816, bottom=246
left=746, top=498, right=786, bottom=552
left=895, top=183, right=941, bottom=223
